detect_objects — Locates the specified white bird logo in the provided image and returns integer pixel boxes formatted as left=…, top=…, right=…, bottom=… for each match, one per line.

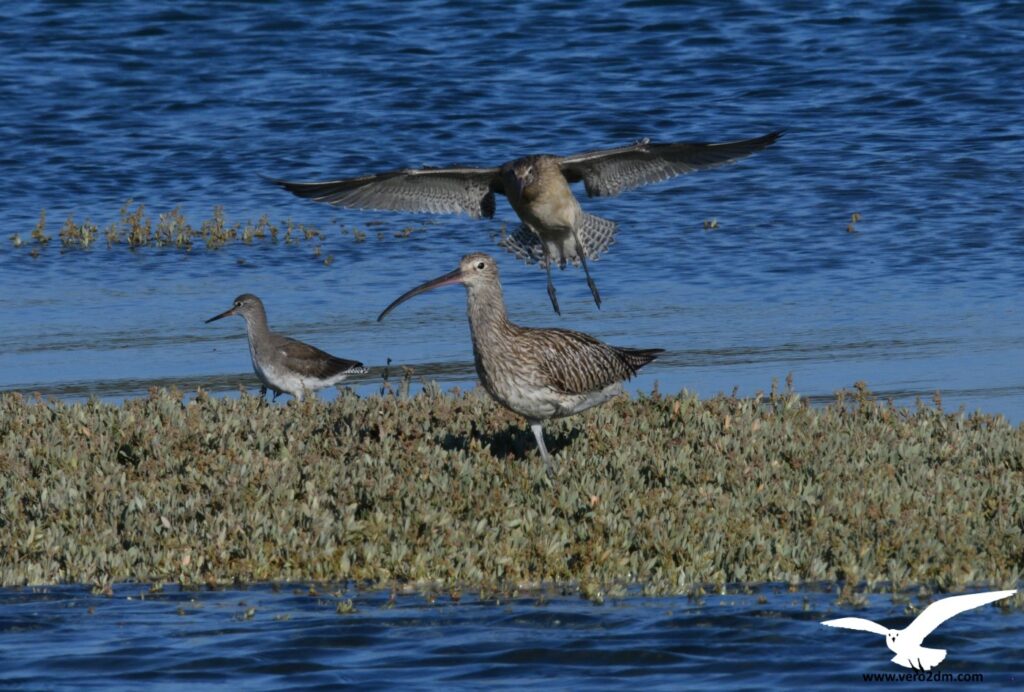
left=821, top=589, right=1016, bottom=671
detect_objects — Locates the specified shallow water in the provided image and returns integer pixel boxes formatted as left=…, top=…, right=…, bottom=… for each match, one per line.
left=1, top=585, right=1021, bottom=689
left=1, top=0, right=1022, bottom=420
left=2, top=2, right=1024, bottom=687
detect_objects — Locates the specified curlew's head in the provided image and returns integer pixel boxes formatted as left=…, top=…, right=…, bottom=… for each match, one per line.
left=206, top=293, right=265, bottom=324
left=377, top=253, right=500, bottom=321
left=500, top=155, right=549, bottom=199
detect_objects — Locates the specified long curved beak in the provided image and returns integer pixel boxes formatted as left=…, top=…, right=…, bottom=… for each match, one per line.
left=205, top=307, right=237, bottom=323
left=503, top=169, right=527, bottom=198
left=378, top=267, right=464, bottom=321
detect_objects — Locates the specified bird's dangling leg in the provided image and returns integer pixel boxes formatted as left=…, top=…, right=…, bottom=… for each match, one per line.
left=530, top=421, right=555, bottom=478
left=570, top=226, right=601, bottom=309
left=259, top=385, right=268, bottom=400
left=542, top=248, right=561, bottom=315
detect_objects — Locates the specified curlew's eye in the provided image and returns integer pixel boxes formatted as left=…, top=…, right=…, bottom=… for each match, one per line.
left=476, top=261, right=486, bottom=270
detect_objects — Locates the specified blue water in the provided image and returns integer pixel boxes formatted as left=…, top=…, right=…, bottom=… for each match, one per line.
left=1, top=584, right=1022, bottom=689
left=1, top=0, right=1022, bottom=419
left=2, top=0, right=1024, bottom=685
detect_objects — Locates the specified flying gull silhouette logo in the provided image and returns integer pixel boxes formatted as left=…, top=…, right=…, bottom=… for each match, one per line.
left=821, top=589, right=1016, bottom=671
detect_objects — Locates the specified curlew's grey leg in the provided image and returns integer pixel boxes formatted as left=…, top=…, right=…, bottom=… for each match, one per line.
left=570, top=226, right=601, bottom=308
left=259, top=385, right=268, bottom=399
left=543, top=254, right=561, bottom=315
left=530, top=421, right=555, bottom=477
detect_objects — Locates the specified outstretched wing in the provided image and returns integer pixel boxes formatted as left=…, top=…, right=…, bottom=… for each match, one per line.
left=821, top=617, right=889, bottom=636
left=273, top=165, right=503, bottom=218
left=558, top=130, right=782, bottom=198
left=903, top=590, right=1017, bottom=646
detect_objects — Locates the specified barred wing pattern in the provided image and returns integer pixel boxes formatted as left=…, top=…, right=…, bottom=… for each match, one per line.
left=558, top=130, right=783, bottom=198
left=273, top=166, right=502, bottom=218
left=497, top=212, right=618, bottom=267
left=497, top=225, right=548, bottom=266
left=524, top=327, right=663, bottom=395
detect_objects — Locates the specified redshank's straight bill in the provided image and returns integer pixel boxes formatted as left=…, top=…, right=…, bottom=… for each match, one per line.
left=279, top=130, right=783, bottom=315
left=378, top=253, right=662, bottom=475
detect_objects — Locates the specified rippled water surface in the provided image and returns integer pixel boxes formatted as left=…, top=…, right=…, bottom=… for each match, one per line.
left=1, top=0, right=1022, bottom=419
left=2, top=1, right=1023, bottom=686
left=1, top=585, right=1022, bottom=689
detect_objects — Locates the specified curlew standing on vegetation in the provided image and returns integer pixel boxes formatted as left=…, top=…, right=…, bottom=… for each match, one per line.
left=377, top=252, right=663, bottom=475
left=206, top=293, right=365, bottom=401
left=275, top=131, right=782, bottom=314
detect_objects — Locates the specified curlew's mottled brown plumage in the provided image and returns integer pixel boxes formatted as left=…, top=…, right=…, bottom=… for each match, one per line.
left=377, top=252, right=663, bottom=475
left=206, top=293, right=365, bottom=401
left=275, top=131, right=782, bottom=314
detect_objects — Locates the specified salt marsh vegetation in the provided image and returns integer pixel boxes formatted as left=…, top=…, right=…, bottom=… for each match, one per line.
left=1, top=384, right=1020, bottom=601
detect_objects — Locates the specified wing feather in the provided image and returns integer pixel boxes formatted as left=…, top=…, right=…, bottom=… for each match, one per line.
left=524, top=328, right=660, bottom=395
left=903, top=590, right=1016, bottom=645
left=821, top=617, right=889, bottom=636
left=559, top=130, right=783, bottom=197
left=274, top=335, right=363, bottom=380
left=273, top=166, right=502, bottom=218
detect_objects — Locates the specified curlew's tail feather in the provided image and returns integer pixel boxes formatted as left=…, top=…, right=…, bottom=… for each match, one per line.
left=497, top=225, right=548, bottom=266
left=497, top=214, right=619, bottom=268
left=614, top=347, right=664, bottom=375
left=576, top=213, right=618, bottom=262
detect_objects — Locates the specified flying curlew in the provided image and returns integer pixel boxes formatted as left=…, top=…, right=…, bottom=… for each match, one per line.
left=275, top=131, right=782, bottom=314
